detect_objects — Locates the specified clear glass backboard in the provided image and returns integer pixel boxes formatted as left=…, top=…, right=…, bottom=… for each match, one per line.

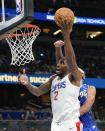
left=0, top=0, right=34, bottom=39
left=0, top=0, right=24, bottom=31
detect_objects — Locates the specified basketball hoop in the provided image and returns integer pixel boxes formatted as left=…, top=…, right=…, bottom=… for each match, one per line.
left=6, top=24, right=41, bottom=66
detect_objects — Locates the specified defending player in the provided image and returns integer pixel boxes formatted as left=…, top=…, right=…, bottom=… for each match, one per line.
left=54, top=40, right=98, bottom=131
left=19, top=22, right=83, bottom=130
left=79, top=71, right=99, bottom=131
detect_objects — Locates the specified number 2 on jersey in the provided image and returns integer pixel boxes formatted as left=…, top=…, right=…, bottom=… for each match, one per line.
left=54, top=91, right=58, bottom=100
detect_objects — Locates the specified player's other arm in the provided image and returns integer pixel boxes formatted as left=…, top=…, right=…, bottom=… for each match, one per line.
left=79, top=86, right=96, bottom=115
left=54, top=40, right=64, bottom=64
left=18, top=70, right=56, bottom=96
left=25, top=76, right=55, bottom=96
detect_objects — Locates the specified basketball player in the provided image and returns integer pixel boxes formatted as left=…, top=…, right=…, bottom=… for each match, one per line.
left=79, top=73, right=99, bottom=131
left=19, top=22, right=83, bottom=130
left=54, top=40, right=98, bottom=131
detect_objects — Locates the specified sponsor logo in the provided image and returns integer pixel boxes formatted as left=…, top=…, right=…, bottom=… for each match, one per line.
left=69, top=127, right=74, bottom=130
left=16, top=0, right=22, bottom=13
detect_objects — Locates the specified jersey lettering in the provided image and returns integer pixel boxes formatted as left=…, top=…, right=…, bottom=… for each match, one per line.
left=51, top=81, right=66, bottom=92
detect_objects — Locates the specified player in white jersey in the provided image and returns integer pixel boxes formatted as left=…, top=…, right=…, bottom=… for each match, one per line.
left=19, top=21, right=83, bottom=131
left=51, top=72, right=82, bottom=131
left=54, top=40, right=98, bottom=130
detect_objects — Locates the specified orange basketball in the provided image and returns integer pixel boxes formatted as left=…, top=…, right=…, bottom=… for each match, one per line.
left=54, top=7, right=74, bottom=27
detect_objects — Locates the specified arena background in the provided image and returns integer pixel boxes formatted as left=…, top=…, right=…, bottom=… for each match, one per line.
left=0, top=0, right=105, bottom=130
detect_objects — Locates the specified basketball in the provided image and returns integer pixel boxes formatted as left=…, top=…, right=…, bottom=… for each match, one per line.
left=54, top=7, right=74, bottom=27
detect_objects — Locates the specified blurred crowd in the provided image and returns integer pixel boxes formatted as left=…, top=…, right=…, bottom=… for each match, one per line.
left=0, top=111, right=52, bottom=121
left=0, top=110, right=105, bottom=131
left=0, top=39, right=105, bottom=78
left=0, top=111, right=52, bottom=131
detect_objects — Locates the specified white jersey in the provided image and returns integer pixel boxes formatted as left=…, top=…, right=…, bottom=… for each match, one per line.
left=51, top=74, right=80, bottom=125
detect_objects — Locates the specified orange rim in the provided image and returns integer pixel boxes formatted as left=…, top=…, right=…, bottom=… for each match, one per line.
left=0, top=24, right=40, bottom=39
left=24, top=24, right=40, bottom=28
left=9, top=24, right=40, bottom=37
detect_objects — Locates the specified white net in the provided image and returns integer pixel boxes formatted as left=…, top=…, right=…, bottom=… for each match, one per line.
left=6, top=24, right=40, bottom=66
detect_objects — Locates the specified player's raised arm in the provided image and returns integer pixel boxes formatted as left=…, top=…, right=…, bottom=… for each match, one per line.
left=61, top=21, right=82, bottom=83
left=18, top=69, right=56, bottom=96
left=54, top=40, right=64, bottom=64
left=79, top=86, right=96, bottom=115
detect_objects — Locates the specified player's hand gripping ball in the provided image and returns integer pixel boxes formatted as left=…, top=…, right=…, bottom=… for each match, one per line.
left=54, top=7, right=74, bottom=27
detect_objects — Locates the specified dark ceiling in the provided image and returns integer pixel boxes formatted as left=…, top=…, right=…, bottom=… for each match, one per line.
left=34, top=0, right=105, bottom=17
left=32, top=0, right=105, bottom=45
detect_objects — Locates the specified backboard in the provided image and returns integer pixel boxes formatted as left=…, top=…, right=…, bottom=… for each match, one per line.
left=0, top=0, right=34, bottom=39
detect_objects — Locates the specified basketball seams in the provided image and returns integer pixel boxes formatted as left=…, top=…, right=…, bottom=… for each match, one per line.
left=54, top=7, right=74, bottom=27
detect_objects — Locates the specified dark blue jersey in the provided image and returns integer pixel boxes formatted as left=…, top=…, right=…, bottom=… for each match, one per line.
left=78, top=84, right=98, bottom=131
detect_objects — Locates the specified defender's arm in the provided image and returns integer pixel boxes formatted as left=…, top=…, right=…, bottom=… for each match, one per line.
left=54, top=40, right=64, bottom=64
left=79, top=86, right=96, bottom=115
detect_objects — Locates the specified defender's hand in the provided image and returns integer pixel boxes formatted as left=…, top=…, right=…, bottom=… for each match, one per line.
left=54, top=40, right=64, bottom=47
left=18, top=69, right=28, bottom=86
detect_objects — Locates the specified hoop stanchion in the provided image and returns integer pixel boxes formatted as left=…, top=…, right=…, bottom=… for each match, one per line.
left=6, top=24, right=41, bottom=66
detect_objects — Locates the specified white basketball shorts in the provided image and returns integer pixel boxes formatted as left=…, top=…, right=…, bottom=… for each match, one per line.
left=51, top=121, right=83, bottom=131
